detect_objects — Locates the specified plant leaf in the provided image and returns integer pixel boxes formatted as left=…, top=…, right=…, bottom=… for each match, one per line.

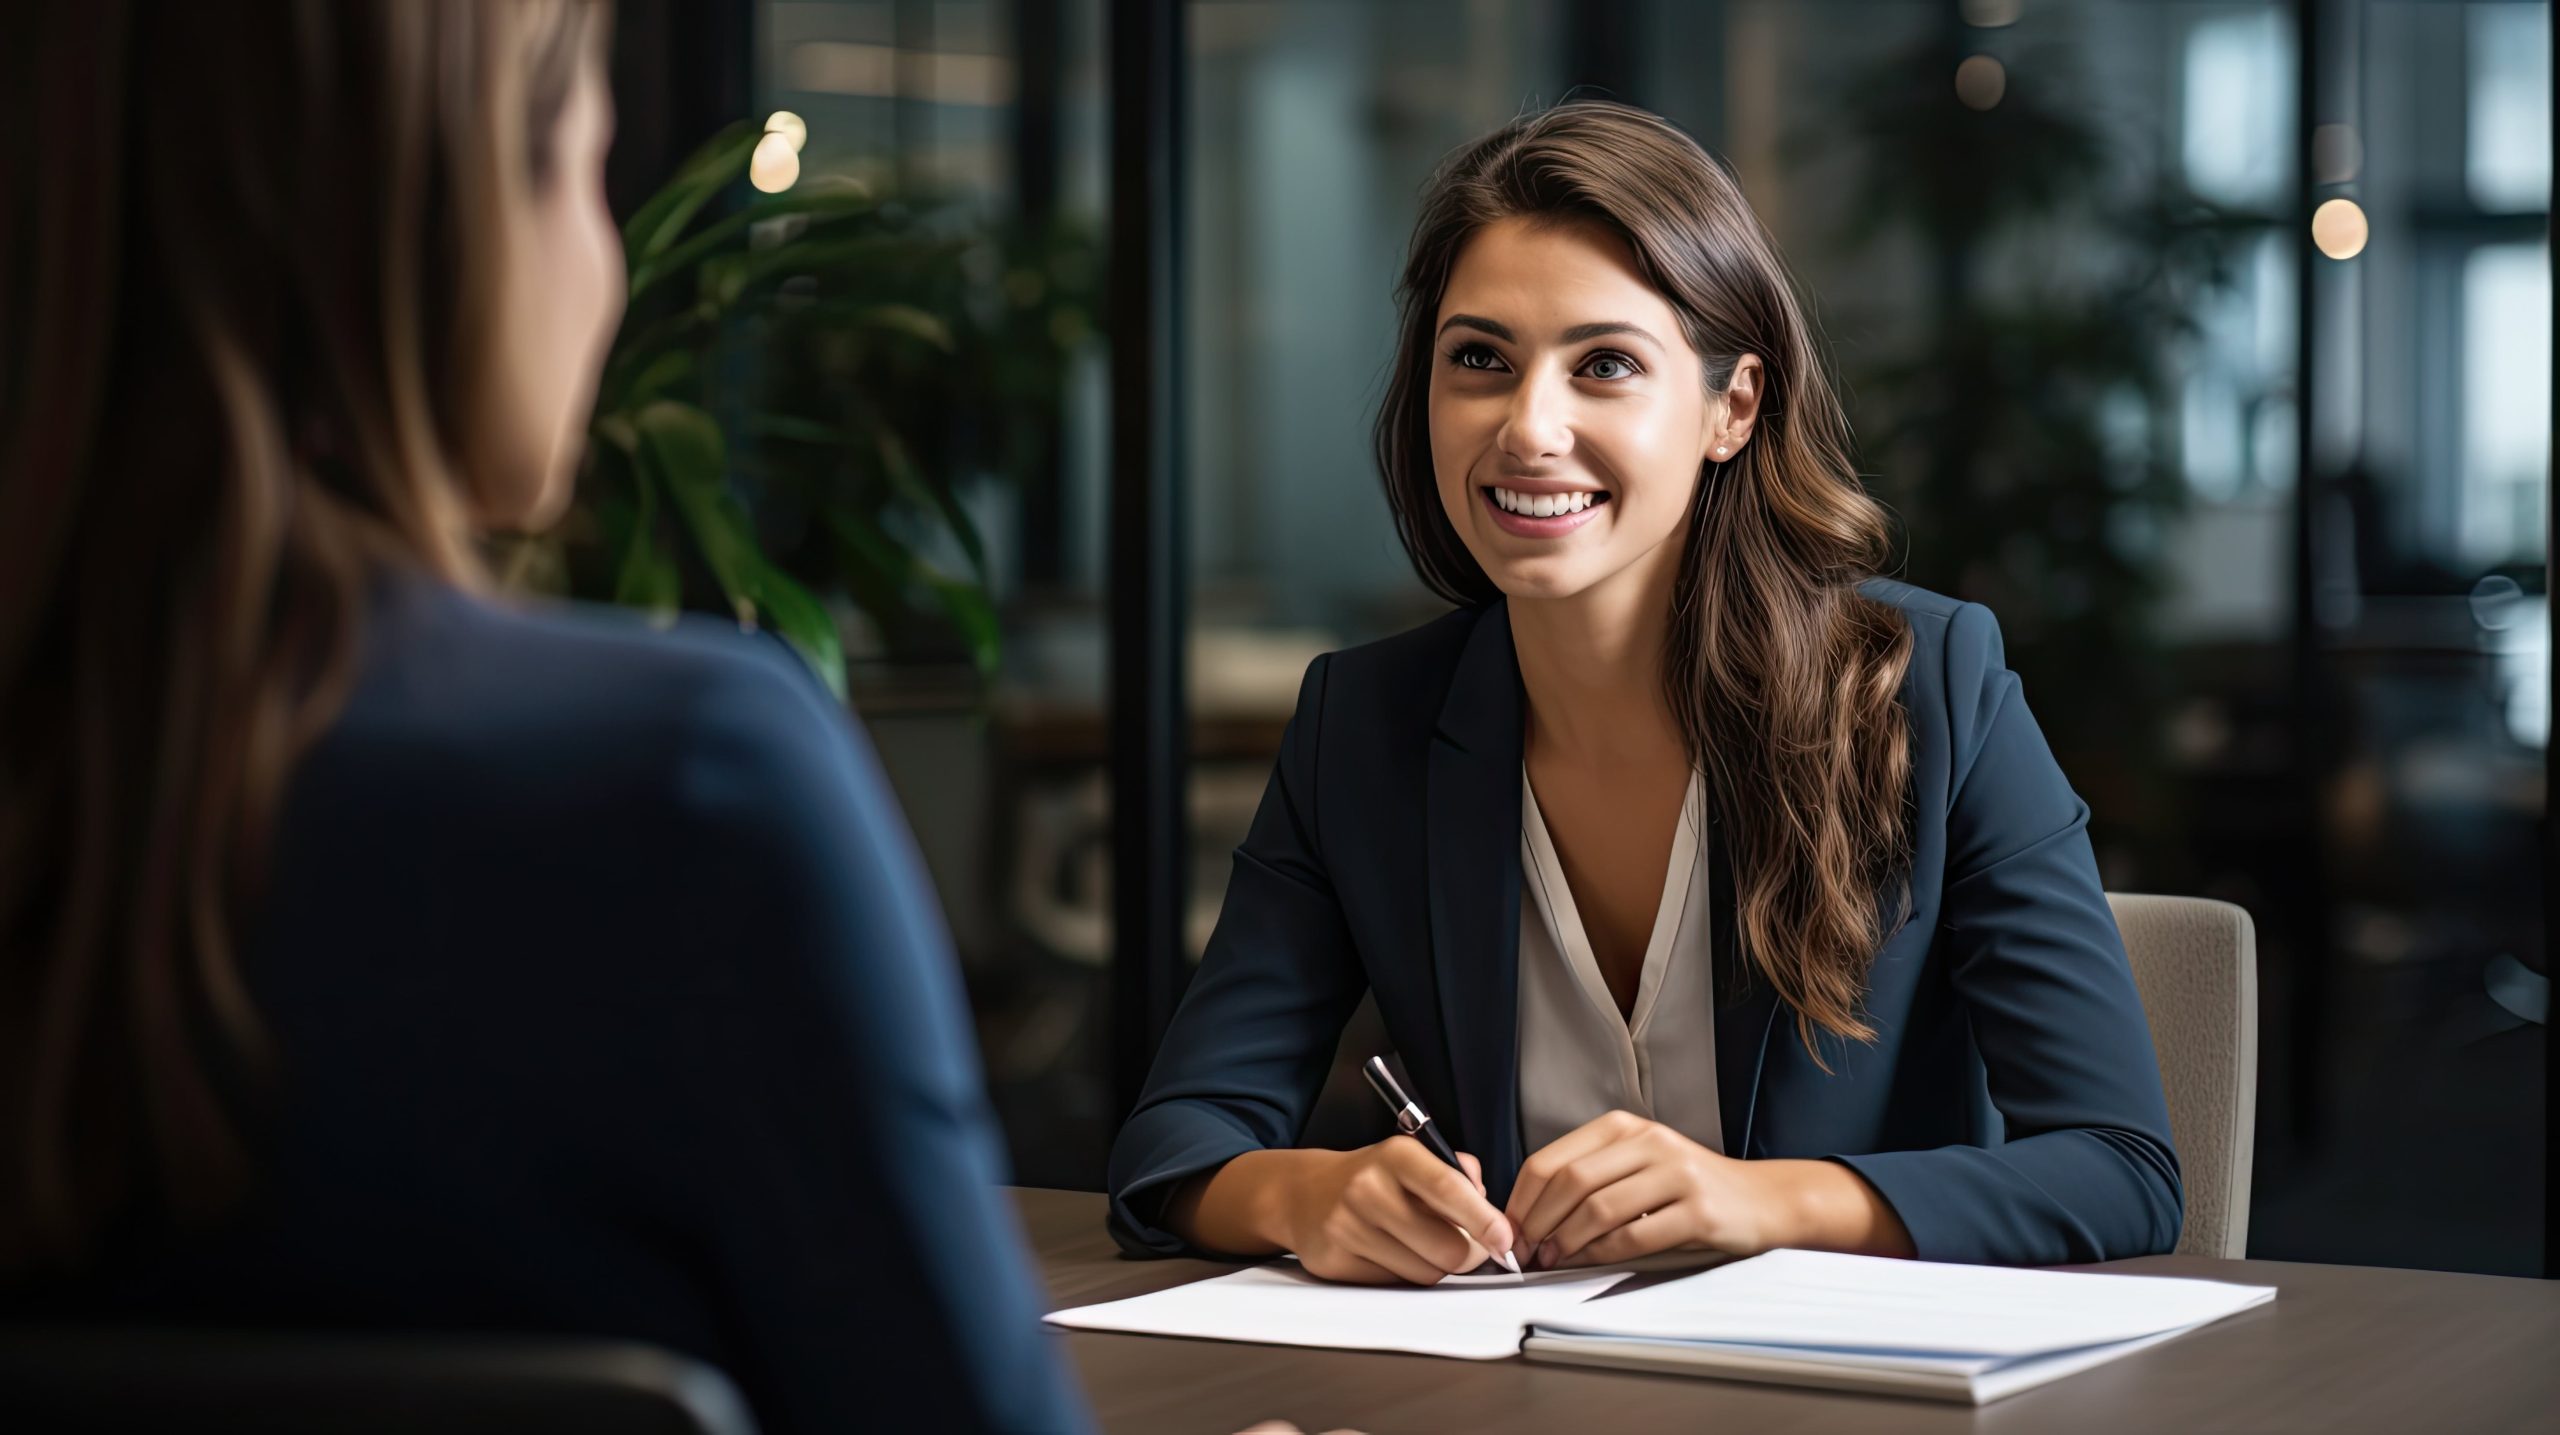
left=614, top=533, right=682, bottom=617
left=746, top=564, right=848, bottom=701
left=703, top=232, right=968, bottom=309
left=590, top=459, right=680, bottom=618
left=824, top=504, right=915, bottom=582
left=917, top=568, right=1000, bottom=676
left=594, top=302, right=716, bottom=415
left=637, top=401, right=757, bottom=607
left=824, top=508, right=999, bottom=676
left=623, top=121, right=760, bottom=263
left=750, top=407, right=990, bottom=592
left=635, top=400, right=846, bottom=698
left=620, top=350, right=697, bottom=409
left=629, top=182, right=879, bottom=301
left=592, top=412, right=639, bottom=456
left=840, top=303, right=955, bottom=353
left=861, top=411, right=988, bottom=582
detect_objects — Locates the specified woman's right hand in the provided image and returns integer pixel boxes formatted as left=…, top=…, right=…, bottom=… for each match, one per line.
left=1273, top=1139, right=1517, bottom=1285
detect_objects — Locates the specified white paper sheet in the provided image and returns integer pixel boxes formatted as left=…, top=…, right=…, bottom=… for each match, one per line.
left=1534, top=1248, right=2275, bottom=1357
left=1045, top=1262, right=1631, bottom=1360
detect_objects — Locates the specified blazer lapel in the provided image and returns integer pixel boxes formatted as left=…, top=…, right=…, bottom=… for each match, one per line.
left=1708, top=805, right=1781, bottom=1157
left=1425, top=602, right=1527, bottom=1201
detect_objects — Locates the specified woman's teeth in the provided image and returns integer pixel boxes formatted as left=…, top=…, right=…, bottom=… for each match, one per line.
left=1491, top=487, right=1600, bottom=517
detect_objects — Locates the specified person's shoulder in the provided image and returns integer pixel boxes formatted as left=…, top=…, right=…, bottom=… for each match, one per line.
left=1855, top=578, right=2019, bottom=768
left=1857, top=575, right=1971, bottom=627
left=397, top=578, right=825, bottom=702
left=332, top=578, right=853, bottom=823
left=1236, top=603, right=1488, bottom=789
left=1856, top=577, right=2008, bottom=675
left=1315, top=601, right=1484, bottom=708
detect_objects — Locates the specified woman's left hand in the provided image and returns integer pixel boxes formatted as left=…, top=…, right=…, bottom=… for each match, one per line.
left=1502, top=1109, right=1788, bottom=1269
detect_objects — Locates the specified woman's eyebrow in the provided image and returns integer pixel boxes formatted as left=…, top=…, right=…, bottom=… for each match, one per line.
left=1559, top=320, right=1662, bottom=348
left=1437, top=313, right=1514, bottom=341
left=1435, top=314, right=1664, bottom=349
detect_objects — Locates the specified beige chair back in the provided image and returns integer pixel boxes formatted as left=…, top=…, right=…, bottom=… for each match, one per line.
left=2107, top=893, right=2259, bottom=1259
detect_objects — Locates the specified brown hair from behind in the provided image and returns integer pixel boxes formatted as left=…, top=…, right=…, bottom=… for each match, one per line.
left=1375, top=101, right=1915, bottom=1061
left=0, top=0, right=607, bottom=1274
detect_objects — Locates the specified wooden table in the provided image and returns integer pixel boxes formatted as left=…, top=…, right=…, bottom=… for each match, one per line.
left=1014, top=1187, right=2560, bottom=1434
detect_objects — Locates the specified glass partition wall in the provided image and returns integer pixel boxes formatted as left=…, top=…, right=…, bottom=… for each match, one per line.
left=692, top=0, right=2550, bottom=1267
left=1169, top=0, right=2549, bottom=1274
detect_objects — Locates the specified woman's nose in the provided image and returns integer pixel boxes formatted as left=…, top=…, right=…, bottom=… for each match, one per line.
left=1497, top=372, right=1573, bottom=465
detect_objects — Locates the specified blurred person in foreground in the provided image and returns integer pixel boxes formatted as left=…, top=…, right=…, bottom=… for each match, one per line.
left=0, top=4, right=1088, bottom=1430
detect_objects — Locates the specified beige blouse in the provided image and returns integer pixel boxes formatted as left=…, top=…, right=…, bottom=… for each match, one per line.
left=1516, top=766, right=1724, bottom=1158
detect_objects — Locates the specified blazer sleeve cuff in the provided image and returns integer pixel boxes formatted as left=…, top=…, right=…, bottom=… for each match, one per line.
left=1827, top=1150, right=1982, bottom=1265
left=1106, top=1125, right=1266, bottom=1258
left=1828, top=1144, right=2180, bottom=1265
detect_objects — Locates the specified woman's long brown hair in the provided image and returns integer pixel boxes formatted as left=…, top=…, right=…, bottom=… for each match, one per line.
left=1376, top=101, right=1914, bottom=1060
left=0, top=0, right=603, bottom=1274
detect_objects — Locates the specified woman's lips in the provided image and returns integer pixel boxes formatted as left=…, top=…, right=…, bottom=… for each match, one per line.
left=1481, top=485, right=1608, bottom=538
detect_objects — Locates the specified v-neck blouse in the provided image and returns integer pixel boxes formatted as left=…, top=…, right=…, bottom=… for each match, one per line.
left=1515, top=766, right=1724, bottom=1158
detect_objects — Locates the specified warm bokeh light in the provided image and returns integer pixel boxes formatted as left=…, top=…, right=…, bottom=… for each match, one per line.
left=765, top=109, right=807, bottom=153
left=2311, top=197, right=2369, bottom=260
left=749, top=131, right=801, bottom=193
left=1955, top=55, right=2007, bottom=111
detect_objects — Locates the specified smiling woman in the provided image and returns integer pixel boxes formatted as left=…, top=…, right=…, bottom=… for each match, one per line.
left=1107, top=100, right=2182, bottom=1285
left=1376, top=115, right=1919, bottom=1081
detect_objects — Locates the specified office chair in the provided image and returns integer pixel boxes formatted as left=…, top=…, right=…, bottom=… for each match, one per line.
left=0, top=1327, right=761, bottom=1435
left=2108, top=892, right=2260, bottom=1259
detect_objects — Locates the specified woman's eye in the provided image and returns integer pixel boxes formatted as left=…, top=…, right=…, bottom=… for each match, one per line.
left=1583, top=353, right=1637, bottom=380
left=1448, top=343, right=1505, bottom=371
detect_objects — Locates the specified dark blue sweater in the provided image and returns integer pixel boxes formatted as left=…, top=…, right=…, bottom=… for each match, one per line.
left=12, top=578, right=1091, bottom=1434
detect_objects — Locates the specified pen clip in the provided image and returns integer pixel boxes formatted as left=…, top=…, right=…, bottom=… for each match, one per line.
left=1364, top=1057, right=1434, bottom=1136
left=1361, top=1055, right=1409, bottom=1109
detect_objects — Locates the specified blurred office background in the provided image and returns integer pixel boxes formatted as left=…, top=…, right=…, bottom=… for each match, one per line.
left=590, top=0, right=2550, bottom=1277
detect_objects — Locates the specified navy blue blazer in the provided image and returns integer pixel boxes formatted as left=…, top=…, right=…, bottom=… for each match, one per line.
left=1109, top=581, right=2182, bottom=1267
left=9, top=579, right=1090, bottom=1435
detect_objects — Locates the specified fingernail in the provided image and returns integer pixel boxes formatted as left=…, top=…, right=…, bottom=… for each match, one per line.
left=1536, top=1240, right=1558, bottom=1270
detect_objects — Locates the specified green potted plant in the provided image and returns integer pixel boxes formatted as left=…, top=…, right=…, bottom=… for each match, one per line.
left=501, top=119, right=1100, bottom=700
